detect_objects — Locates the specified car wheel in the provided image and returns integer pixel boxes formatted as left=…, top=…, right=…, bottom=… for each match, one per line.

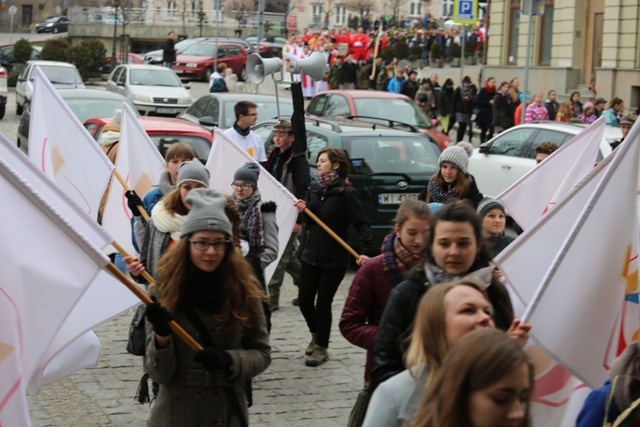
left=203, top=67, right=213, bottom=82
left=16, top=102, right=22, bottom=116
left=239, top=66, right=248, bottom=82
left=53, top=27, right=59, bottom=34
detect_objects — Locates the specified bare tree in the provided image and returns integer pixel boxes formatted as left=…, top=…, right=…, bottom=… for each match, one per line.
left=223, top=0, right=256, bottom=30
left=321, top=0, right=338, bottom=30
left=383, top=0, right=407, bottom=22
left=345, top=0, right=376, bottom=23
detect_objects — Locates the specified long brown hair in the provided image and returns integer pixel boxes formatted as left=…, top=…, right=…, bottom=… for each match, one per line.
left=431, top=168, right=470, bottom=200
left=557, top=100, right=574, bottom=122
left=161, top=186, right=190, bottom=216
left=409, top=329, right=533, bottom=427
left=155, top=236, right=265, bottom=334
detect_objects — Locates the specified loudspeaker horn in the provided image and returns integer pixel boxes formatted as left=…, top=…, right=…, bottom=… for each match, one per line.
left=247, top=53, right=283, bottom=84
left=289, top=51, right=327, bottom=81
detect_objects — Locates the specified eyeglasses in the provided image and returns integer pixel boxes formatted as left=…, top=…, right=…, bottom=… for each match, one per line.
left=231, top=183, right=252, bottom=190
left=189, top=239, right=231, bottom=251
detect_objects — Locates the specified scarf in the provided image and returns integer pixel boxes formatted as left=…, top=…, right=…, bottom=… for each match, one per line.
left=484, top=83, right=496, bottom=95
left=609, top=342, right=640, bottom=411
left=158, top=170, right=175, bottom=196
left=101, top=131, right=120, bottom=146
left=424, top=262, right=495, bottom=288
left=151, top=200, right=186, bottom=242
left=177, top=265, right=225, bottom=313
left=233, top=122, right=250, bottom=137
left=234, top=190, right=264, bottom=251
left=382, top=232, right=421, bottom=287
left=315, top=170, right=340, bottom=190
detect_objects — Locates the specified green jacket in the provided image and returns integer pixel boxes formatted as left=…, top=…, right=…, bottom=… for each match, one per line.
left=328, top=62, right=342, bottom=89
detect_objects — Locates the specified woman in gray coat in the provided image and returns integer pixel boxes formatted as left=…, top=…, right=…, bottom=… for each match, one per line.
left=144, top=188, right=271, bottom=427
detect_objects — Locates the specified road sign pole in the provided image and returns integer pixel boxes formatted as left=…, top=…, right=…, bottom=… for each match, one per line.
left=521, top=0, right=534, bottom=125
left=9, top=14, right=13, bottom=43
left=460, top=24, right=465, bottom=86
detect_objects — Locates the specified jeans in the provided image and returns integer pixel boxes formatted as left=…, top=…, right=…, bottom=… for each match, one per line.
left=298, top=262, right=346, bottom=348
left=267, top=232, right=300, bottom=305
left=478, top=123, right=494, bottom=143
left=163, top=61, right=173, bottom=69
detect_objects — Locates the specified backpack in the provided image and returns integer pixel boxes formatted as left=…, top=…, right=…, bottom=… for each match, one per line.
left=210, top=77, right=228, bottom=93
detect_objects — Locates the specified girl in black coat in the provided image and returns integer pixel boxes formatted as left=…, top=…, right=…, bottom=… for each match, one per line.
left=294, top=148, right=374, bottom=367
left=474, top=77, right=496, bottom=143
left=492, top=80, right=514, bottom=133
left=438, top=78, right=456, bottom=135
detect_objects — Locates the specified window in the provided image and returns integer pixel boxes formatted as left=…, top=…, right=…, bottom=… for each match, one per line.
left=324, top=95, right=350, bottom=116
left=312, top=4, right=323, bottom=26
left=228, top=46, right=241, bottom=57
left=508, top=0, right=521, bottom=64
left=307, top=132, right=329, bottom=166
left=538, top=0, right=554, bottom=65
left=410, top=1, right=422, bottom=16
left=22, top=5, right=32, bottom=25
left=185, top=96, right=212, bottom=119
left=523, top=129, right=571, bottom=158
left=442, top=0, right=453, bottom=17
left=307, top=94, right=329, bottom=116
left=336, top=6, right=346, bottom=25
left=488, top=127, right=535, bottom=157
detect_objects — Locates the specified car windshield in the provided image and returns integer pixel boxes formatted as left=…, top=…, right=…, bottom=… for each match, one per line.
left=181, top=44, right=217, bottom=56
left=43, top=17, right=59, bottom=23
left=353, top=98, right=432, bottom=128
left=66, top=98, right=137, bottom=123
left=130, top=69, right=181, bottom=87
left=151, top=136, right=211, bottom=162
left=222, top=101, right=293, bottom=129
left=35, top=65, right=83, bottom=85
left=342, top=136, right=440, bottom=175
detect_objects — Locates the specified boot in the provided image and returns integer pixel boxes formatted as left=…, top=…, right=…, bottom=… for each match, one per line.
left=305, top=346, right=329, bottom=367
left=305, top=333, right=317, bottom=356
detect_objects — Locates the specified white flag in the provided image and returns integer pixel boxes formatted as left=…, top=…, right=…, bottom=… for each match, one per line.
left=497, top=120, right=640, bottom=389
left=0, top=156, right=109, bottom=426
left=0, top=135, right=139, bottom=394
left=102, top=102, right=165, bottom=254
left=28, top=67, right=114, bottom=220
left=498, top=117, right=607, bottom=230
left=207, top=128, right=298, bottom=283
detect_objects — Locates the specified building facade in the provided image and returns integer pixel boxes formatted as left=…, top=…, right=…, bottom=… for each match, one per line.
left=485, top=0, right=639, bottom=110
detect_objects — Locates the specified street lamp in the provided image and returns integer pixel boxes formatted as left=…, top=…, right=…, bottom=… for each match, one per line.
left=198, top=8, right=205, bottom=37
left=110, top=0, right=121, bottom=72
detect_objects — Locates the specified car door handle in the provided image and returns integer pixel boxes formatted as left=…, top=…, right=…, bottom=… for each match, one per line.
left=502, top=165, right=511, bottom=170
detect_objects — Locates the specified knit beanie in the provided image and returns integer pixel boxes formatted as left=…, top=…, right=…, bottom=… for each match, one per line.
left=233, top=162, right=260, bottom=190
left=477, top=197, right=505, bottom=219
left=439, top=145, right=469, bottom=174
left=180, top=188, right=232, bottom=238
left=177, top=159, right=210, bottom=188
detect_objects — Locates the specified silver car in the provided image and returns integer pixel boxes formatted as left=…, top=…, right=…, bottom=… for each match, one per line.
left=106, top=64, right=192, bottom=116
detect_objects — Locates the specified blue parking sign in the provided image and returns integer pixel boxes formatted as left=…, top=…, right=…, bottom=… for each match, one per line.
left=453, top=0, right=478, bottom=25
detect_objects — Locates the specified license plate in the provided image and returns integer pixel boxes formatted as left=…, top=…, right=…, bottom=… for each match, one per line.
left=174, top=69, right=184, bottom=74
left=378, top=193, right=419, bottom=205
left=155, top=107, right=177, bottom=114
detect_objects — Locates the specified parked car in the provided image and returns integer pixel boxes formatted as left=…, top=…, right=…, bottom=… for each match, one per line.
left=85, top=116, right=213, bottom=162
left=17, top=89, right=137, bottom=154
left=106, top=64, right=192, bottom=116
left=179, top=93, right=293, bottom=130
left=102, top=52, right=145, bottom=73
left=35, top=16, right=70, bottom=33
left=0, top=45, right=41, bottom=71
left=246, top=35, right=287, bottom=44
left=143, top=37, right=210, bottom=65
left=306, top=90, right=451, bottom=150
left=468, top=121, right=622, bottom=199
left=254, top=117, right=441, bottom=249
left=16, top=60, right=85, bottom=115
left=172, top=41, right=249, bottom=82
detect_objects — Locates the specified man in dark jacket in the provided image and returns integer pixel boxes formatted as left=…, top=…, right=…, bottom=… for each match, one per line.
left=453, top=76, right=476, bottom=142
left=400, top=69, right=419, bottom=100
left=340, top=53, right=358, bottom=89
left=162, top=31, right=177, bottom=68
left=264, top=119, right=310, bottom=311
left=544, top=89, right=559, bottom=121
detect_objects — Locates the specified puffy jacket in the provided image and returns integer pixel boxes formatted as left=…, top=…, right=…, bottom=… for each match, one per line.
left=492, top=92, right=514, bottom=129
left=473, top=87, right=495, bottom=125
left=297, top=178, right=374, bottom=269
left=525, top=102, right=549, bottom=123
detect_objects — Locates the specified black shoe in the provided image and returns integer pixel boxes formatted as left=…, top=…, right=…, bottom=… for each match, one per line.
left=292, top=298, right=299, bottom=306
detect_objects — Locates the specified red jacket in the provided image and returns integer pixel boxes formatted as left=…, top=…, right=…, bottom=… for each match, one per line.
left=339, top=255, right=393, bottom=382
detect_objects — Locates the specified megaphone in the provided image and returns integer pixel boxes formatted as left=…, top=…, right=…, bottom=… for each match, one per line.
left=289, top=51, right=327, bottom=81
left=247, top=53, right=283, bottom=84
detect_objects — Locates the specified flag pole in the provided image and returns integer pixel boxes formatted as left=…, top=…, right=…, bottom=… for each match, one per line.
left=105, top=262, right=203, bottom=351
left=302, top=207, right=361, bottom=259
left=370, top=29, right=382, bottom=78
left=111, top=240, right=156, bottom=284
left=111, top=168, right=150, bottom=221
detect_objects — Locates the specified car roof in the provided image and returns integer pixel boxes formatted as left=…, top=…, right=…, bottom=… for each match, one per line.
left=523, top=120, right=622, bottom=141
left=58, top=88, right=130, bottom=100
left=259, top=117, right=430, bottom=138
left=26, top=60, right=77, bottom=67
left=87, top=116, right=213, bottom=140
left=314, top=90, right=411, bottom=100
left=115, top=64, right=173, bottom=70
left=201, top=93, right=293, bottom=103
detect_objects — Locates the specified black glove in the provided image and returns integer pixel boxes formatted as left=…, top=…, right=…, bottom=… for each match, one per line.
left=125, top=190, right=144, bottom=217
left=145, top=299, right=173, bottom=337
left=194, top=348, right=233, bottom=372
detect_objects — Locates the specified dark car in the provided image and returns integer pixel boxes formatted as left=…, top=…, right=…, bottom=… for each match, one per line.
left=254, top=117, right=441, bottom=249
left=0, top=45, right=41, bottom=71
left=35, top=16, right=70, bottom=34
left=17, top=89, right=137, bottom=154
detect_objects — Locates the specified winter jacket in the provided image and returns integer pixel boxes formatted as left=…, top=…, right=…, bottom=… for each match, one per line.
left=419, top=174, right=483, bottom=208
left=297, top=178, right=374, bottom=270
left=339, top=255, right=392, bottom=382
left=387, top=77, right=405, bottom=93
left=473, top=87, right=495, bottom=125
left=484, top=232, right=515, bottom=258
left=438, top=87, right=456, bottom=116
left=357, top=64, right=372, bottom=89
left=414, top=88, right=436, bottom=117
left=602, top=108, right=619, bottom=127
left=453, top=85, right=476, bottom=114
left=400, top=79, right=419, bottom=100
left=369, top=264, right=514, bottom=391
left=341, top=61, right=358, bottom=84
left=265, top=146, right=310, bottom=224
left=576, top=379, right=619, bottom=427
left=524, top=102, right=549, bottom=123
left=492, top=92, right=514, bottom=129
left=145, top=293, right=270, bottom=427
left=544, top=99, right=559, bottom=121
left=328, top=62, right=342, bottom=89
left=162, top=37, right=176, bottom=63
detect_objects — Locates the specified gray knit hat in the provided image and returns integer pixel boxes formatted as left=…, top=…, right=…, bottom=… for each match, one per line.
left=477, top=197, right=505, bottom=219
left=177, top=159, right=210, bottom=188
left=180, top=188, right=232, bottom=238
left=233, top=162, right=260, bottom=190
left=439, top=145, right=469, bottom=175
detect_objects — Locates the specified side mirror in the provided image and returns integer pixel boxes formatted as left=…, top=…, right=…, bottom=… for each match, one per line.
left=117, top=81, right=125, bottom=86
left=479, top=143, right=490, bottom=154
left=199, top=116, right=216, bottom=127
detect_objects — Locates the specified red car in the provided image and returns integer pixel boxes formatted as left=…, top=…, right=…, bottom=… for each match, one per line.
left=84, top=116, right=213, bottom=161
left=172, top=41, right=248, bottom=82
left=306, top=90, right=451, bottom=150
